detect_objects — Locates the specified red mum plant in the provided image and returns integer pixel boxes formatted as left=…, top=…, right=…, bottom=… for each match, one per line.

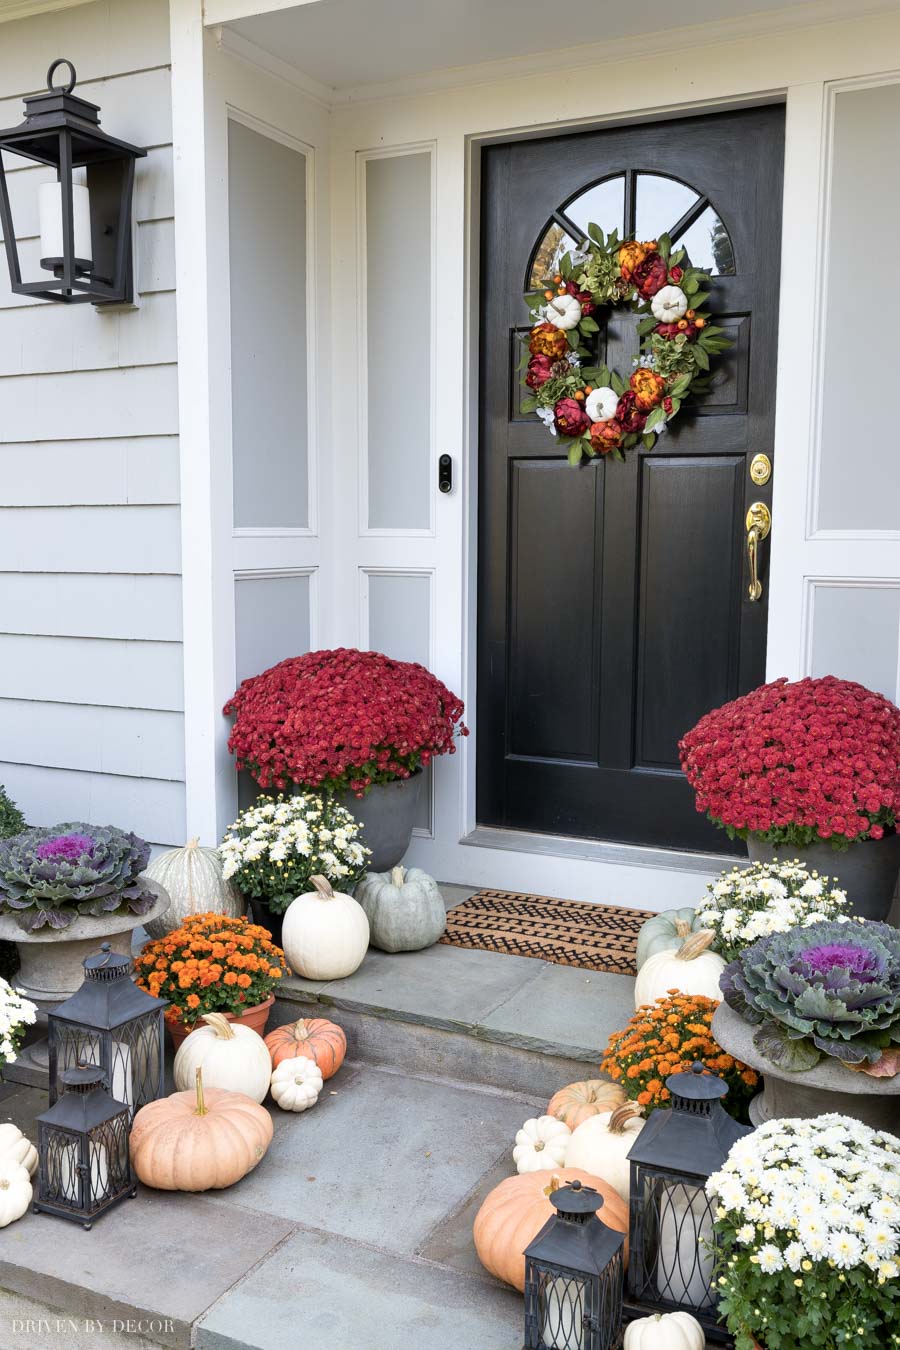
left=224, top=648, right=467, bottom=797
left=679, top=676, right=900, bottom=850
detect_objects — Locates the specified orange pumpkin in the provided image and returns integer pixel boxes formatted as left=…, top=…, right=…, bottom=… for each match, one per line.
left=473, top=1168, right=628, bottom=1291
left=263, top=1017, right=347, bottom=1079
left=130, top=1068, right=273, bottom=1192
left=546, top=1078, right=626, bottom=1130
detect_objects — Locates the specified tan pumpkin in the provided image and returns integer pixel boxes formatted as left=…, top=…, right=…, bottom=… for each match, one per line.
left=546, top=1078, right=626, bottom=1130
left=264, top=1017, right=347, bottom=1079
left=473, top=1168, right=628, bottom=1292
left=143, top=838, right=242, bottom=939
left=130, top=1067, right=273, bottom=1191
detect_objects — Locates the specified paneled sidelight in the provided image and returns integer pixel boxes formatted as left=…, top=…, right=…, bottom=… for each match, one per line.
left=808, top=582, right=900, bottom=701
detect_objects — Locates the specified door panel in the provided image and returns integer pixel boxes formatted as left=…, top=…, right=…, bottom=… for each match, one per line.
left=477, top=105, right=784, bottom=852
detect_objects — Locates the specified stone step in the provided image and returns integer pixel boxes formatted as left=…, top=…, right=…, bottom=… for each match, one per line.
left=273, top=940, right=635, bottom=1098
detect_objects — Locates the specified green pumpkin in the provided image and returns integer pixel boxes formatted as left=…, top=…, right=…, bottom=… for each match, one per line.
left=635, top=907, right=704, bottom=969
left=354, top=866, right=447, bottom=953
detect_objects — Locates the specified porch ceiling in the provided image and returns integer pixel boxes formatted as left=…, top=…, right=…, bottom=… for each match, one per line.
left=227, top=0, right=873, bottom=97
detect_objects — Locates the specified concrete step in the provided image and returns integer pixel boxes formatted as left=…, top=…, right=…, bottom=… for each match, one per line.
left=272, top=939, right=635, bottom=1098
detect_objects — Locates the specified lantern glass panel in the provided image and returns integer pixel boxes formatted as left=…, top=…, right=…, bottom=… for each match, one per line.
left=536, top=1267, right=592, bottom=1349
left=629, top=1166, right=715, bottom=1313
left=52, top=1012, right=163, bottom=1114
left=35, top=1069, right=134, bottom=1227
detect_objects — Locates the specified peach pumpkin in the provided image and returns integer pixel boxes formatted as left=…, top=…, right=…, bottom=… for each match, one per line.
left=130, top=1068, right=273, bottom=1192
left=546, top=1079, right=626, bottom=1130
left=473, top=1168, right=628, bottom=1291
left=264, top=1017, right=347, bottom=1079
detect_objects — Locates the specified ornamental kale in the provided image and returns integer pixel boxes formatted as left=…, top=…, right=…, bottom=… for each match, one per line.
left=720, top=919, right=900, bottom=1073
left=0, top=823, right=155, bottom=932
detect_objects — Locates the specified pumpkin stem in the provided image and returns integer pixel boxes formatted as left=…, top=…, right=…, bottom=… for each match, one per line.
left=292, top=1018, right=310, bottom=1040
left=543, top=1172, right=563, bottom=1198
left=201, top=1012, right=236, bottom=1039
left=674, top=918, right=692, bottom=938
left=186, top=837, right=200, bottom=849
left=310, top=875, right=334, bottom=899
left=194, top=1066, right=208, bottom=1116
left=676, top=929, right=717, bottom=960
left=608, top=1103, right=644, bottom=1134
left=390, top=865, right=406, bottom=888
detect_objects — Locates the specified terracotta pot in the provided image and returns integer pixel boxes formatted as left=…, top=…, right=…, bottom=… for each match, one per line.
left=167, top=993, right=275, bottom=1050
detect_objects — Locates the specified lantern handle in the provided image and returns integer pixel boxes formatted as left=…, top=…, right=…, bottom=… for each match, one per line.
left=46, top=58, right=77, bottom=95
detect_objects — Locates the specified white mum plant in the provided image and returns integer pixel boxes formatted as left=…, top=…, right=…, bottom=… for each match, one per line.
left=697, top=859, right=850, bottom=964
left=0, top=977, right=36, bottom=1065
left=707, top=1115, right=899, bottom=1349
left=220, top=793, right=370, bottom=915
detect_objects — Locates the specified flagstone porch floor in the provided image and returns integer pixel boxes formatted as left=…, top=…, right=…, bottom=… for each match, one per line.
left=0, top=886, right=642, bottom=1350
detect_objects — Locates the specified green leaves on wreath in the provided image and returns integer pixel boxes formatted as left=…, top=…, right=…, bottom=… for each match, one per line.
left=642, top=431, right=657, bottom=450
left=657, top=232, right=672, bottom=261
left=587, top=223, right=605, bottom=247
left=579, top=315, right=599, bottom=334
left=644, top=406, right=666, bottom=433
left=568, top=442, right=584, bottom=467
left=692, top=343, right=710, bottom=371
left=609, top=370, right=627, bottom=397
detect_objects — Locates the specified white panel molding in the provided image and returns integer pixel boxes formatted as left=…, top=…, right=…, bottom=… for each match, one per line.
left=807, top=71, right=900, bottom=542
left=358, top=566, right=436, bottom=670
left=801, top=576, right=900, bottom=701
left=233, top=565, right=319, bottom=650
left=356, top=143, right=437, bottom=539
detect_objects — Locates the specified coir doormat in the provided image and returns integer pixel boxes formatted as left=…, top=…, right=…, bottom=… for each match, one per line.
left=439, top=889, right=654, bottom=977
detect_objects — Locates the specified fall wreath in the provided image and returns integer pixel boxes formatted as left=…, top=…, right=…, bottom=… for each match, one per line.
left=522, top=226, right=731, bottom=464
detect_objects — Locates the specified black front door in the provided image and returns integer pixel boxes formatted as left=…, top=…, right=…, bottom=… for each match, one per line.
left=477, top=106, right=784, bottom=853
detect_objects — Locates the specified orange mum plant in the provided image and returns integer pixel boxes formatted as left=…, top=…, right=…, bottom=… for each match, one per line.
left=136, top=912, right=289, bottom=1030
left=600, top=992, right=758, bottom=1122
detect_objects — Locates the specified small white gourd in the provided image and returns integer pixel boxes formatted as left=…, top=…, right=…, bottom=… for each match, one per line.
left=545, top=293, right=582, bottom=329
left=144, top=838, right=242, bottom=938
left=565, top=1103, right=645, bottom=1202
left=173, top=1012, right=272, bottom=1104
left=623, top=1311, right=705, bottom=1350
left=281, top=875, right=370, bottom=981
left=270, top=1056, right=323, bottom=1112
left=0, top=1159, right=32, bottom=1228
left=633, top=929, right=726, bottom=1008
left=0, top=1123, right=37, bottom=1177
left=512, top=1115, right=572, bottom=1174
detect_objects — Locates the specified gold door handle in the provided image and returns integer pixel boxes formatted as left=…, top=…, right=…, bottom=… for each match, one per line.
left=746, top=502, right=771, bottom=602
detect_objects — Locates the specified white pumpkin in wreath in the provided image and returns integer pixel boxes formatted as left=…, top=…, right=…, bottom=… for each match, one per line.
left=270, top=1056, right=324, bottom=1113
left=512, top=1115, right=571, bottom=1174
left=545, top=293, right=582, bottom=329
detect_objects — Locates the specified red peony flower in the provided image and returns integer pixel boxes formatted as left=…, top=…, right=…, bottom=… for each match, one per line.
left=654, top=321, right=681, bottom=339
left=631, top=252, right=668, bottom=299
left=669, top=265, right=684, bottom=283
left=526, top=354, right=553, bottom=390
left=224, top=649, right=467, bottom=796
left=565, top=279, right=596, bottom=318
left=589, top=419, right=624, bottom=453
left=615, top=391, right=647, bottom=435
left=679, top=676, right=900, bottom=847
left=663, top=396, right=674, bottom=414
left=554, top=397, right=591, bottom=439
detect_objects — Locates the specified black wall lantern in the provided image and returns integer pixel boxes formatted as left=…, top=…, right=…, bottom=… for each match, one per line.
left=34, top=1066, right=135, bottom=1228
left=48, top=942, right=167, bottom=1121
left=624, top=1062, right=751, bottom=1343
left=0, top=59, right=145, bottom=304
left=523, top=1179, right=625, bottom=1350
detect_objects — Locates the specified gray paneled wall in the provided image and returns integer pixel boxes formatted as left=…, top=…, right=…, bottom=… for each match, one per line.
left=0, top=0, right=184, bottom=846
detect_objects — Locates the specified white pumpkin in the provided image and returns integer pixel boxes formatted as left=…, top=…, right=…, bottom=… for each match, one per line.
left=281, top=875, right=370, bottom=981
left=650, top=284, right=689, bottom=324
left=173, top=1012, right=272, bottom=1104
left=565, top=1103, right=645, bottom=1202
left=144, top=838, right=242, bottom=939
left=0, top=1123, right=37, bottom=1178
left=0, top=1159, right=31, bottom=1228
left=624, top=1311, right=705, bottom=1350
left=512, top=1115, right=572, bottom=1174
left=545, top=293, right=582, bottom=329
left=585, top=386, right=619, bottom=422
left=633, top=929, right=726, bottom=1008
left=270, top=1056, right=323, bottom=1112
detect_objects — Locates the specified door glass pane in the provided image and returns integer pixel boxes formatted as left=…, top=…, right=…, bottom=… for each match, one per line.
left=528, top=223, right=578, bottom=289
left=675, top=204, right=734, bottom=274
left=634, top=173, right=699, bottom=241
left=228, top=120, right=308, bottom=528
left=563, top=175, right=625, bottom=238
left=234, top=573, right=311, bottom=683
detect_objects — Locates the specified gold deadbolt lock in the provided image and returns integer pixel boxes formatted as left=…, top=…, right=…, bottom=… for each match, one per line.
left=745, top=501, right=771, bottom=603
left=750, top=453, right=772, bottom=486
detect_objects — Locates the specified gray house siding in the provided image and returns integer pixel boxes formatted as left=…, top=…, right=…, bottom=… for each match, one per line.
left=0, top=0, right=183, bottom=847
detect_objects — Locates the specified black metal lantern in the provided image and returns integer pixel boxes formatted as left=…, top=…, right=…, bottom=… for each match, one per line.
left=0, top=58, right=145, bottom=304
left=34, top=1066, right=135, bottom=1228
left=524, top=1179, right=626, bottom=1350
left=624, top=1062, right=752, bottom=1343
left=48, top=942, right=167, bottom=1120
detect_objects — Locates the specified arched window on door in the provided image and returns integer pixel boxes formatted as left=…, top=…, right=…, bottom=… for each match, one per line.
left=527, top=171, right=735, bottom=290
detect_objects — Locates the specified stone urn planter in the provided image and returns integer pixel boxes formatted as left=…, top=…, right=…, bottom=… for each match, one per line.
left=335, top=771, right=423, bottom=872
left=712, top=1000, right=900, bottom=1132
left=0, top=877, right=170, bottom=1019
left=167, top=993, right=275, bottom=1050
left=746, top=832, right=900, bottom=922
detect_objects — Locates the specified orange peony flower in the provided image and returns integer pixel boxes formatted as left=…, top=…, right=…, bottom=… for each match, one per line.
left=529, top=322, right=570, bottom=360
left=630, top=368, right=666, bottom=412
left=618, top=240, right=650, bottom=283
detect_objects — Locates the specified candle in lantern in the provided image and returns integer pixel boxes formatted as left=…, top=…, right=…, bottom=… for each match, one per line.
left=57, top=1135, right=109, bottom=1206
left=541, top=1275, right=586, bottom=1348
left=39, top=176, right=92, bottom=268
left=655, top=1182, right=714, bottom=1309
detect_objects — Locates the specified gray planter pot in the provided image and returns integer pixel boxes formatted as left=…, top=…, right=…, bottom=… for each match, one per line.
left=746, top=831, right=900, bottom=922
left=335, top=773, right=423, bottom=872
left=712, top=1001, right=900, bottom=1133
